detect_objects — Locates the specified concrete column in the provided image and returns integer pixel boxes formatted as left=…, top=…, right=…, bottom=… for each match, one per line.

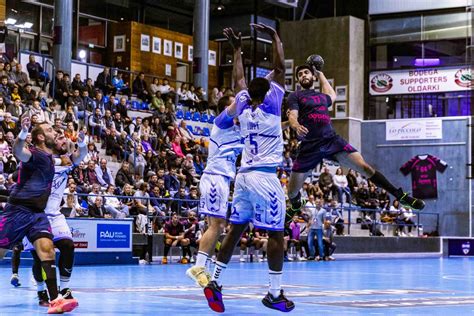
left=192, top=0, right=209, bottom=100
left=53, top=0, right=73, bottom=73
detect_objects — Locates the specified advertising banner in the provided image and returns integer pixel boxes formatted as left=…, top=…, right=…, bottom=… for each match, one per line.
left=369, top=66, right=472, bottom=95
left=67, top=219, right=132, bottom=252
left=386, top=119, right=442, bottom=141
left=448, top=239, right=474, bottom=257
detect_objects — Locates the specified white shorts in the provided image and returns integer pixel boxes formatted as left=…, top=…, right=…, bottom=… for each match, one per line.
left=230, top=171, right=285, bottom=231
left=23, top=214, right=72, bottom=251
left=199, top=173, right=231, bottom=219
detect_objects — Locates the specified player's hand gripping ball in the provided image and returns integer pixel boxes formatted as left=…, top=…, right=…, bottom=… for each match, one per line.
left=305, top=54, right=324, bottom=72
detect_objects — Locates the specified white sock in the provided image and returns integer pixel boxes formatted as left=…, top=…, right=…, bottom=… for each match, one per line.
left=37, top=281, right=46, bottom=292
left=60, top=276, right=70, bottom=290
left=195, top=251, right=209, bottom=268
left=205, top=257, right=212, bottom=270
left=211, top=261, right=227, bottom=286
left=240, top=250, right=244, bottom=259
left=269, top=270, right=282, bottom=298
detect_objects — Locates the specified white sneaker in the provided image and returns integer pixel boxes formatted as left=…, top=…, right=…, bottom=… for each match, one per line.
left=297, top=256, right=307, bottom=261
left=139, top=259, right=148, bottom=265
left=240, top=257, right=246, bottom=262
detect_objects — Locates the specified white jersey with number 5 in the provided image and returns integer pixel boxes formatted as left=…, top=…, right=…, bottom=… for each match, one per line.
left=235, top=81, right=285, bottom=171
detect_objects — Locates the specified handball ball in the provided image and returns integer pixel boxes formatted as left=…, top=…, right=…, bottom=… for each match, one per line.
left=305, top=54, right=324, bottom=71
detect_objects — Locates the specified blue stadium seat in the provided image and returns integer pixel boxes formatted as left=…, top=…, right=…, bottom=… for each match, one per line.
left=184, top=111, right=192, bottom=120
left=103, top=95, right=109, bottom=104
left=208, top=115, right=215, bottom=124
left=141, top=102, right=149, bottom=110
left=186, top=125, right=194, bottom=134
left=131, top=100, right=140, bottom=110
left=176, top=109, right=184, bottom=119
left=203, top=127, right=210, bottom=136
left=192, top=112, right=201, bottom=121
left=201, top=113, right=209, bottom=122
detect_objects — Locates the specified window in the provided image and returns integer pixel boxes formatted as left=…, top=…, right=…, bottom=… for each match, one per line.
left=78, top=17, right=106, bottom=47
left=370, top=16, right=422, bottom=44
left=423, top=12, right=471, bottom=41
left=41, top=7, right=54, bottom=36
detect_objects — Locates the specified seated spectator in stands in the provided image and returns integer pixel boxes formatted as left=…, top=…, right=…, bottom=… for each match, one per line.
left=187, top=186, right=199, bottom=212
left=133, top=182, right=153, bottom=215
left=72, top=161, right=88, bottom=193
left=368, top=186, right=380, bottom=211
left=10, top=86, right=21, bottom=102
left=186, top=84, right=200, bottom=109
left=378, top=189, right=390, bottom=210
left=178, top=120, right=194, bottom=142
left=119, top=183, right=135, bottom=210
left=82, top=90, right=95, bottom=118
left=157, top=78, right=175, bottom=100
left=28, top=100, right=46, bottom=122
left=50, top=70, right=66, bottom=106
left=400, top=207, right=416, bottom=236
left=68, top=89, right=85, bottom=120
left=27, top=54, right=49, bottom=90
left=0, top=131, right=10, bottom=156
left=11, top=63, right=29, bottom=89
left=171, top=135, right=185, bottom=159
left=93, top=91, right=105, bottom=115
left=128, top=143, right=147, bottom=179
left=165, top=96, right=175, bottom=113
left=281, top=151, right=293, bottom=172
left=319, top=167, right=336, bottom=200
left=356, top=183, right=371, bottom=215
left=171, top=186, right=190, bottom=215
left=334, top=167, right=351, bottom=205
left=0, top=96, right=8, bottom=114
left=84, top=142, right=100, bottom=163
left=89, top=196, right=109, bottom=218
left=64, top=121, right=78, bottom=143
left=327, top=199, right=345, bottom=236
left=104, top=185, right=129, bottom=219
left=112, top=72, right=130, bottom=96
left=63, top=179, right=82, bottom=206
left=71, top=73, right=85, bottom=92
left=5, top=63, right=14, bottom=84
left=116, top=96, right=128, bottom=119
left=182, top=154, right=199, bottom=185
left=115, top=161, right=135, bottom=190
left=112, top=112, right=125, bottom=134
left=177, top=83, right=189, bottom=103
left=85, top=160, right=101, bottom=189
left=149, top=77, right=160, bottom=95
left=87, top=183, right=103, bottom=205
left=1, top=112, right=18, bottom=135
left=95, top=158, right=115, bottom=188
left=141, top=134, right=155, bottom=155
left=289, top=215, right=306, bottom=261
left=162, top=213, right=190, bottom=264
left=132, top=72, right=151, bottom=102
left=208, top=87, right=219, bottom=112
left=84, top=77, right=95, bottom=97
left=149, top=184, right=167, bottom=216
left=322, top=220, right=336, bottom=261
left=193, top=155, right=205, bottom=176
left=62, top=73, right=73, bottom=98
left=0, top=76, right=11, bottom=104
left=95, top=66, right=115, bottom=96
left=65, top=193, right=86, bottom=218
left=164, top=167, right=180, bottom=195
left=105, top=95, right=117, bottom=114
left=88, top=108, right=105, bottom=142
left=63, top=103, right=79, bottom=128
left=21, top=84, right=36, bottom=105
left=346, top=169, right=358, bottom=195
left=150, top=91, right=164, bottom=111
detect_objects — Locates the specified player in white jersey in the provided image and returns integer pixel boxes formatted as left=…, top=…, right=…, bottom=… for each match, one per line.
left=204, top=24, right=295, bottom=313
left=185, top=95, right=243, bottom=287
left=22, top=130, right=87, bottom=306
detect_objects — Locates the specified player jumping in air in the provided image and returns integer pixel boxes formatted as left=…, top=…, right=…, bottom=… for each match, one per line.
left=203, top=23, right=295, bottom=313
left=287, top=58, right=425, bottom=214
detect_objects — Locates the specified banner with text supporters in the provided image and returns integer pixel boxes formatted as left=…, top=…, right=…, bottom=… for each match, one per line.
left=369, top=66, right=472, bottom=95
left=67, top=218, right=132, bottom=252
left=386, top=119, right=442, bottom=141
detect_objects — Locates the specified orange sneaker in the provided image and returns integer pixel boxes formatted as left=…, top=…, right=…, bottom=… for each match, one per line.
left=162, top=257, right=168, bottom=264
left=181, top=258, right=189, bottom=264
left=47, top=296, right=78, bottom=314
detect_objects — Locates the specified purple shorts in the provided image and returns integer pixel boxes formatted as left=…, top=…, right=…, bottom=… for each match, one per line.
left=0, top=204, right=53, bottom=249
left=292, top=135, right=357, bottom=173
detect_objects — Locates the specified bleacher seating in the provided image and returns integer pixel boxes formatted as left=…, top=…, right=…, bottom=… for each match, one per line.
left=202, top=127, right=210, bottom=136
left=176, top=109, right=184, bottom=119
left=186, top=125, right=194, bottom=134
left=208, top=115, right=215, bottom=124
left=192, top=112, right=201, bottom=121
left=184, top=111, right=192, bottom=120
left=200, top=113, right=209, bottom=122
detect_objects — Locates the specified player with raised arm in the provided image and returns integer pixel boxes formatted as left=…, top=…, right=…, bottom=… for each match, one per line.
left=22, top=129, right=88, bottom=306
left=203, top=24, right=295, bottom=313
left=0, top=117, right=78, bottom=314
left=287, top=56, right=425, bottom=214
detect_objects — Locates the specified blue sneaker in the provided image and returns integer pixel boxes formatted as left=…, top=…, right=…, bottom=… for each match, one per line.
left=203, top=281, right=225, bottom=313
left=262, top=290, right=295, bottom=312
left=10, top=274, right=21, bottom=287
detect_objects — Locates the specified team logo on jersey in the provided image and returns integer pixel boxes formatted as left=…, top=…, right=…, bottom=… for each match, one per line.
left=462, top=242, right=471, bottom=255
left=370, top=73, right=393, bottom=93
left=454, top=67, right=472, bottom=88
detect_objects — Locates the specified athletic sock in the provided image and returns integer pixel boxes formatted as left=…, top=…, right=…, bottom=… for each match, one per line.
left=182, top=246, right=190, bottom=259
left=269, top=270, right=282, bottom=298
left=163, top=244, right=171, bottom=257
left=60, top=276, right=70, bottom=290
left=240, top=250, right=245, bottom=260
left=195, top=251, right=209, bottom=268
left=211, top=261, right=227, bottom=286
left=206, top=257, right=212, bottom=270
left=41, top=260, right=59, bottom=300
left=37, top=281, right=46, bottom=292
left=289, top=192, right=301, bottom=204
left=369, top=170, right=401, bottom=198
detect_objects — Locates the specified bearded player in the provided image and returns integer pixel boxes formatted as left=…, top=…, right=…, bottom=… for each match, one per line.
left=0, top=117, right=78, bottom=313
left=22, top=129, right=87, bottom=306
left=287, top=56, right=425, bottom=214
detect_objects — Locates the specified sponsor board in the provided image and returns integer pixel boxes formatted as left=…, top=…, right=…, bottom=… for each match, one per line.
left=386, top=119, right=442, bottom=141
left=370, top=66, right=472, bottom=95
left=448, top=239, right=474, bottom=257
left=97, top=224, right=131, bottom=249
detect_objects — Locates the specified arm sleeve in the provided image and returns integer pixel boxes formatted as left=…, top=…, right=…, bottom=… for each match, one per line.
left=432, top=155, right=448, bottom=173
left=323, top=93, right=333, bottom=108
left=287, top=92, right=299, bottom=111
left=260, top=81, right=285, bottom=116
left=214, top=108, right=234, bottom=129
left=235, top=89, right=250, bottom=116
left=400, top=157, right=415, bottom=176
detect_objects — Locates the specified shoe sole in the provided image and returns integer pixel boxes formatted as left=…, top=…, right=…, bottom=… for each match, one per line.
left=204, top=287, right=225, bottom=313
left=10, top=280, right=20, bottom=287
left=186, top=268, right=209, bottom=288
left=48, top=300, right=79, bottom=314
left=262, top=298, right=295, bottom=312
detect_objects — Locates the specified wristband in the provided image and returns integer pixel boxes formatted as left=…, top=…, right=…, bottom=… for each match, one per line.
left=18, top=129, right=28, bottom=140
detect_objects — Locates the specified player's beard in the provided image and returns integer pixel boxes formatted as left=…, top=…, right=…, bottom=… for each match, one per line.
left=300, top=77, right=314, bottom=89
left=54, top=145, right=68, bottom=155
left=44, top=136, right=56, bottom=150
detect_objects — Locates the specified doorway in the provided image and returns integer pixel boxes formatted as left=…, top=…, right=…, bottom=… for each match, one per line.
left=176, top=62, right=189, bottom=88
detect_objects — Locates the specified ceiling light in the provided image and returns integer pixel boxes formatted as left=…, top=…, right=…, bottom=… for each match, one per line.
left=5, top=18, right=16, bottom=25
left=217, top=4, right=225, bottom=11
left=24, top=22, right=33, bottom=28
left=78, top=49, right=87, bottom=59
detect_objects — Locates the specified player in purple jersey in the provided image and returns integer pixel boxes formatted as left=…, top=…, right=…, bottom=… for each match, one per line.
left=203, top=24, right=295, bottom=314
left=287, top=63, right=425, bottom=214
left=0, top=116, right=78, bottom=314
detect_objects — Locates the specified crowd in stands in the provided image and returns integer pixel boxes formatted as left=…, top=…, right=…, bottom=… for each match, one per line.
left=0, top=54, right=419, bottom=264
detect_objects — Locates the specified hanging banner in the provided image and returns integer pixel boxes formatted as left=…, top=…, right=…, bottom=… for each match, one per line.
left=369, top=66, right=472, bottom=95
left=386, top=119, right=442, bottom=141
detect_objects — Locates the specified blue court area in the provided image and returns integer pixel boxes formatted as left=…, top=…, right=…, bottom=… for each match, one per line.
left=1, top=257, right=474, bottom=315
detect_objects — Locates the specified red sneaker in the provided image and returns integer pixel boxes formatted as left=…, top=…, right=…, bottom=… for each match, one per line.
left=47, top=296, right=78, bottom=314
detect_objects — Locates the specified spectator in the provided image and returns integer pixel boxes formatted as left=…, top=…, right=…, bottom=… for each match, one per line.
left=1, top=112, right=18, bottom=135
left=84, top=142, right=100, bottom=163
left=177, top=83, right=189, bottom=103
left=95, top=158, right=115, bottom=187
left=400, top=207, right=416, bottom=237
left=115, top=161, right=135, bottom=189
left=378, top=189, right=390, bottom=210
left=346, top=169, right=358, bottom=194
left=63, top=103, right=79, bottom=128
left=11, top=63, right=29, bottom=88
left=171, top=186, right=189, bottom=215
left=171, top=135, right=185, bottom=159
left=88, top=108, right=105, bottom=141
left=307, top=197, right=327, bottom=261
left=64, top=121, right=78, bottom=143
left=116, top=96, right=129, bottom=119
left=28, top=100, right=46, bottom=122
left=193, top=155, right=205, bottom=176
left=128, top=143, right=147, bottom=179
left=104, top=95, right=117, bottom=114
left=133, top=182, right=153, bottom=215
left=84, top=78, right=95, bottom=97
left=65, top=193, right=86, bottom=218
left=72, top=161, right=88, bottom=192
left=85, top=160, right=101, bottom=188
left=93, top=91, right=105, bottom=115
left=71, top=73, right=85, bottom=92
left=162, top=213, right=190, bottom=264
left=149, top=184, right=167, bottom=217
left=87, top=183, right=102, bottom=205
left=112, top=72, right=130, bottom=96
left=88, top=196, right=108, bottom=218
left=157, top=78, right=174, bottom=100
left=333, top=167, right=351, bottom=205
left=0, top=131, right=10, bottom=156
left=104, top=185, right=129, bottom=219
left=132, top=72, right=151, bottom=102
left=164, top=167, right=180, bottom=195
left=26, top=54, right=49, bottom=89
left=319, top=167, right=336, bottom=200
left=21, top=84, right=37, bottom=105
left=68, top=89, right=85, bottom=120
left=322, top=220, right=336, bottom=261
left=289, top=215, right=305, bottom=261
left=151, top=91, right=164, bottom=111
left=327, top=199, right=345, bottom=236
left=95, top=66, right=115, bottom=95
left=149, top=77, right=160, bottom=94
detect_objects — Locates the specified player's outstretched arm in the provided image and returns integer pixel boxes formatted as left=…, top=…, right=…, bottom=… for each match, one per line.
left=251, top=23, right=285, bottom=87
left=13, top=116, right=32, bottom=162
left=71, top=131, right=88, bottom=165
left=223, top=27, right=246, bottom=93
left=316, top=70, right=336, bottom=104
left=288, top=109, right=308, bottom=138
